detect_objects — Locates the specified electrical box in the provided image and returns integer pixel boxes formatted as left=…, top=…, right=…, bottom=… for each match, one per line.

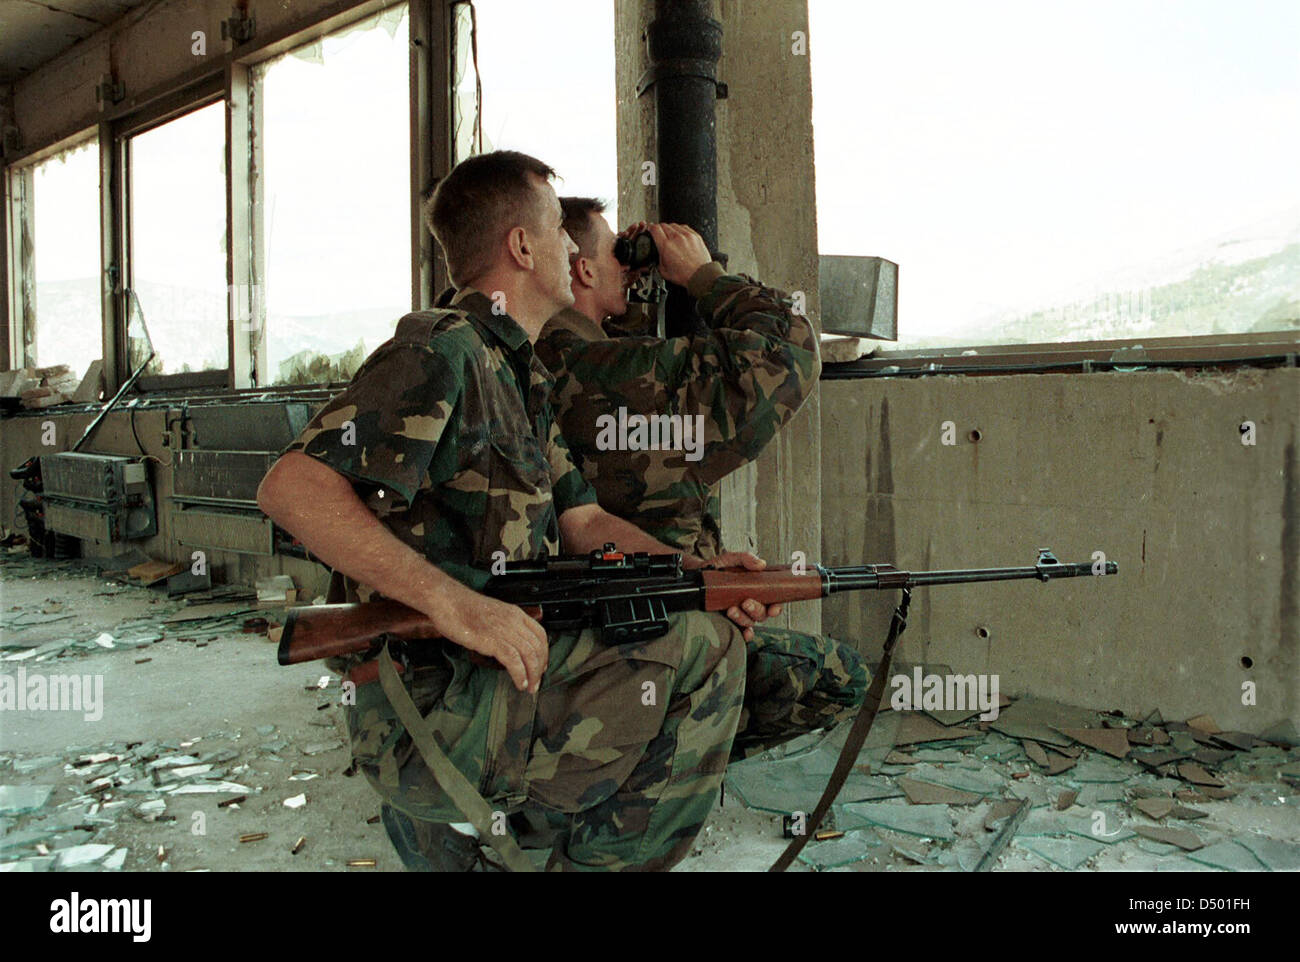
left=40, top=452, right=157, bottom=543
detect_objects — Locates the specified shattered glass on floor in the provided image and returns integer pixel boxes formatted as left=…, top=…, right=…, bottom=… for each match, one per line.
left=723, top=684, right=1300, bottom=872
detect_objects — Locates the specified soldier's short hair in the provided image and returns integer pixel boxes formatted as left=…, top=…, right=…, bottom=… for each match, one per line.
left=560, top=196, right=608, bottom=258
left=424, top=151, right=557, bottom=287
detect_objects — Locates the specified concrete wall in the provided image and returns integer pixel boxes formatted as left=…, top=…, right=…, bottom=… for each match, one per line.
left=615, top=0, right=823, bottom=633
left=0, top=407, right=329, bottom=596
left=821, top=367, right=1300, bottom=730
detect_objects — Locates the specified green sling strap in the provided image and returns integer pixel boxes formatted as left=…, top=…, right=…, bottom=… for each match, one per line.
left=376, top=640, right=537, bottom=873
left=770, top=589, right=912, bottom=872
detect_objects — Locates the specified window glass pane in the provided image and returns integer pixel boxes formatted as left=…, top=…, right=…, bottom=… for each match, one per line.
left=810, top=0, right=1300, bottom=347
left=454, top=0, right=617, bottom=225
left=28, top=139, right=101, bottom=377
left=128, top=101, right=228, bottom=373
left=254, top=5, right=411, bottom=385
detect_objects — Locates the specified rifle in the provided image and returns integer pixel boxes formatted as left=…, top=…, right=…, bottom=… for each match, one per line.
left=277, top=543, right=1116, bottom=873
left=278, top=545, right=1117, bottom=678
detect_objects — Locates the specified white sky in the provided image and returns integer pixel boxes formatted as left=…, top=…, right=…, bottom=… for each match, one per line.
left=469, top=0, right=619, bottom=224
left=809, top=0, right=1300, bottom=337
left=22, top=0, right=1299, bottom=370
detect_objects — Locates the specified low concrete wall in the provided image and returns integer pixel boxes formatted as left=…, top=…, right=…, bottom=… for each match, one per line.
left=820, top=366, right=1299, bottom=731
left=0, top=406, right=330, bottom=597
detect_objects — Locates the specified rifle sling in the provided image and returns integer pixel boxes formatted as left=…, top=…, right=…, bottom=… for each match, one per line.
left=769, top=588, right=911, bottom=872
left=376, top=641, right=536, bottom=873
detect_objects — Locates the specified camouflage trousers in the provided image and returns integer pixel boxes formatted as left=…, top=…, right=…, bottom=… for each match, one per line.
left=345, top=609, right=747, bottom=871
left=733, top=626, right=870, bottom=761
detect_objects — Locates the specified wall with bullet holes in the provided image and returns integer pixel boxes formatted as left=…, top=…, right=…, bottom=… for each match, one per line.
left=820, top=367, right=1299, bottom=731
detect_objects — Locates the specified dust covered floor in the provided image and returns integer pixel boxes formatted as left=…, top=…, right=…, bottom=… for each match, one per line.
left=2, top=549, right=1298, bottom=873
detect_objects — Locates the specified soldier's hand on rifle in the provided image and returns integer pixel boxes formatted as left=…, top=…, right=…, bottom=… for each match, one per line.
left=686, top=550, right=784, bottom=642
left=431, top=583, right=549, bottom=694
left=645, top=223, right=714, bottom=288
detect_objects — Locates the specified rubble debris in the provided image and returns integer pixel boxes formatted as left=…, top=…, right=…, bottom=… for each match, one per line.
left=1014, top=836, right=1105, bottom=870
left=1133, top=825, right=1204, bottom=852
left=893, top=714, right=978, bottom=746
left=896, top=777, right=981, bottom=806
left=1058, top=727, right=1130, bottom=759
left=837, top=801, right=956, bottom=841
left=1259, top=719, right=1300, bottom=748
left=102, top=847, right=128, bottom=871
left=166, top=569, right=213, bottom=597
left=1177, top=762, right=1225, bottom=788
left=0, top=785, right=54, bottom=815
left=1185, top=714, right=1221, bottom=734
left=796, top=829, right=882, bottom=870
left=256, top=575, right=297, bottom=606
left=124, top=559, right=186, bottom=587
left=55, top=843, right=116, bottom=868
left=1134, top=797, right=1174, bottom=820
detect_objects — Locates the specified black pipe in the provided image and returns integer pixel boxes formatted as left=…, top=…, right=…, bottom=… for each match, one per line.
left=646, top=0, right=722, bottom=336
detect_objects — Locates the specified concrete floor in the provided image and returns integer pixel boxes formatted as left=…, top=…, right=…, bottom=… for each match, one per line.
left=2, top=550, right=1297, bottom=873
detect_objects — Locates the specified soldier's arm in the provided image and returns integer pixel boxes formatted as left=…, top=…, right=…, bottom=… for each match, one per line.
left=649, top=222, right=820, bottom=478
left=260, top=341, right=549, bottom=692
left=538, top=224, right=819, bottom=486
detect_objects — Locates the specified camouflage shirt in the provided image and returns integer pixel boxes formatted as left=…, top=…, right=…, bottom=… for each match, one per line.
left=535, top=263, right=819, bottom=559
left=285, top=287, right=598, bottom=599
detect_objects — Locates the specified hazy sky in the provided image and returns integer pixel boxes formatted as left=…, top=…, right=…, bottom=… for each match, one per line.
left=24, top=0, right=1299, bottom=369
left=809, top=0, right=1300, bottom=338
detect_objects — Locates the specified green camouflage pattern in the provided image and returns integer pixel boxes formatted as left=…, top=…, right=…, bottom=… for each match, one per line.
left=348, top=610, right=746, bottom=871
left=536, top=269, right=868, bottom=764
left=733, top=625, right=869, bottom=760
left=285, top=287, right=598, bottom=594
left=535, top=263, right=820, bottom=560
left=283, top=288, right=746, bottom=870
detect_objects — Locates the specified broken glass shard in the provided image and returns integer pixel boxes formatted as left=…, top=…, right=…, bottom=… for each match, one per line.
left=0, top=785, right=53, bottom=815
left=836, top=801, right=956, bottom=840
left=1187, top=840, right=1267, bottom=872
left=796, top=829, right=883, bottom=869
left=1014, top=835, right=1105, bottom=870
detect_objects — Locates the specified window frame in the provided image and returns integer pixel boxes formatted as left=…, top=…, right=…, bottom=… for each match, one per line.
left=3, top=131, right=102, bottom=374
left=112, top=80, right=230, bottom=392
left=3, top=0, right=448, bottom=398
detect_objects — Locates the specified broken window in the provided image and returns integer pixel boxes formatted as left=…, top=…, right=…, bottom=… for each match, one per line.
left=8, top=137, right=101, bottom=378
left=126, top=101, right=228, bottom=375
left=451, top=0, right=618, bottom=224
left=809, top=0, right=1300, bottom=348
left=252, top=5, right=412, bottom=386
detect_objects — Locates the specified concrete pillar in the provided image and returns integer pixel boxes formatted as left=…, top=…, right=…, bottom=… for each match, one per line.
left=616, top=0, right=823, bottom=633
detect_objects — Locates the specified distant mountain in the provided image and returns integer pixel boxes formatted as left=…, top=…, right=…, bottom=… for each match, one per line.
left=25, top=278, right=408, bottom=381
left=905, top=208, right=1300, bottom=347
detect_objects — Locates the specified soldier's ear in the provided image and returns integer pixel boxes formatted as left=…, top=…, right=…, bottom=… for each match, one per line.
left=572, top=255, right=595, bottom=287
left=505, top=225, right=533, bottom=271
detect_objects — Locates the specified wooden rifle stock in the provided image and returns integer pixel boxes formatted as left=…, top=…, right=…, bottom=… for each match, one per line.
left=277, top=547, right=1116, bottom=671
left=277, top=568, right=825, bottom=668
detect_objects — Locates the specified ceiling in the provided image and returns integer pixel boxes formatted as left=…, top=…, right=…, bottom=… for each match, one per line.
left=0, top=0, right=150, bottom=86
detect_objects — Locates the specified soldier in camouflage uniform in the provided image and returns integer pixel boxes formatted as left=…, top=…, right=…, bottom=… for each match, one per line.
left=258, top=152, right=780, bottom=871
left=535, top=200, right=869, bottom=760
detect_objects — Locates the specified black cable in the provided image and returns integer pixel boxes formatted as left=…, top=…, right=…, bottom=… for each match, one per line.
left=130, top=403, right=148, bottom=456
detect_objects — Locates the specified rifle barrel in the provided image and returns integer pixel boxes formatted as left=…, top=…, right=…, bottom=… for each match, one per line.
left=823, top=560, right=1117, bottom=593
